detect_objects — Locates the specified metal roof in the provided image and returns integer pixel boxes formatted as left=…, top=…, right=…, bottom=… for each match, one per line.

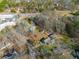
left=0, top=14, right=17, bottom=19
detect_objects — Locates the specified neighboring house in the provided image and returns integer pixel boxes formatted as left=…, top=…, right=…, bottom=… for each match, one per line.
left=0, top=14, right=18, bottom=23
left=0, top=14, right=18, bottom=31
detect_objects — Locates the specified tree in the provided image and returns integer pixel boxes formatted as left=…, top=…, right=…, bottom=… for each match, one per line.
left=0, top=0, right=8, bottom=12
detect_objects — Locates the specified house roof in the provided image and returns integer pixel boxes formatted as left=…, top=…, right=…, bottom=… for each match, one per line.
left=0, top=14, right=17, bottom=19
